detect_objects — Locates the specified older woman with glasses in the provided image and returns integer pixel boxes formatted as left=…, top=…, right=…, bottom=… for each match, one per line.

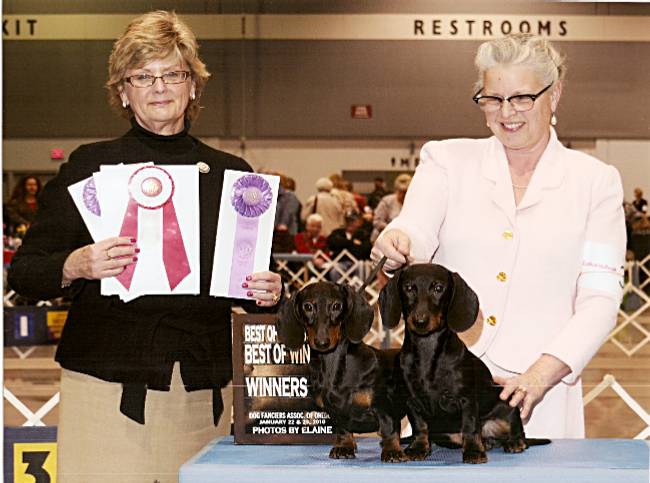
left=372, top=34, right=625, bottom=438
left=9, top=11, right=282, bottom=482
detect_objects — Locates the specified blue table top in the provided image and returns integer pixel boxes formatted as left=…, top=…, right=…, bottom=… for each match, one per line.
left=180, top=436, right=650, bottom=483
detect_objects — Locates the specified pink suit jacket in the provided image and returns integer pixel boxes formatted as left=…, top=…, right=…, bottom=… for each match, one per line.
left=386, top=129, right=625, bottom=382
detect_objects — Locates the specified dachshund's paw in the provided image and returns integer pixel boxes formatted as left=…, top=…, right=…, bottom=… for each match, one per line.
left=381, top=448, right=408, bottom=463
left=329, top=446, right=356, bottom=459
left=462, top=450, right=488, bottom=464
left=404, top=443, right=431, bottom=461
left=503, top=438, right=527, bottom=453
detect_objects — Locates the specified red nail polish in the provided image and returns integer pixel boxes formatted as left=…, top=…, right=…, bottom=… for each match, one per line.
left=130, top=238, right=137, bottom=243
left=135, top=248, right=141, bottom=253
left=246, top=275, right=252, bottom=281
left=242, top=282, right=248, bottom=288
left=133, top=256, right=138, bottom=262
left=247, top=291, right=253, bottom=297
left=256, top=300, right=262, bottom=305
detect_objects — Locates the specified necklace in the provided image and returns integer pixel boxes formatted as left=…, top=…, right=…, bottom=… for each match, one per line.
left=512, top=183, right=528, bottom=189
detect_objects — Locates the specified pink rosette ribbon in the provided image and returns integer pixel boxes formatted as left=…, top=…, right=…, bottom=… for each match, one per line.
left=116, top=166, right=191, bottom=291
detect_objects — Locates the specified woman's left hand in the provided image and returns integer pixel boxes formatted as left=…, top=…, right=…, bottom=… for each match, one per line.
left=493, top=354, right=571, bottom=422
left=243, top=271, right=283, bottom=307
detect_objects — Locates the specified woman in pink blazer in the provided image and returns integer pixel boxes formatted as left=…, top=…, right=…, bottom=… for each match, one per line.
left=372, top=34, right=625, bottom=438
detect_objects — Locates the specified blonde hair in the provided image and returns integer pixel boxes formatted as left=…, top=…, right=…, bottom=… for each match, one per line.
left=473, top=34, right=566, bottom=93
left=106, top=11, right=210, bottom=122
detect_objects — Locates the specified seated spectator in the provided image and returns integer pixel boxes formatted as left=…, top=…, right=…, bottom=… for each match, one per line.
left=295, top=213, right=328, bottom=269
left=371, top=173, right=412, bottom=242
left=327, top=211, right=372, bottom=261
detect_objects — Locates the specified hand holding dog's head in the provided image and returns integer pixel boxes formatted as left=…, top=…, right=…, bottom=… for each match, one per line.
left=276, top=282, right=374, bottom=352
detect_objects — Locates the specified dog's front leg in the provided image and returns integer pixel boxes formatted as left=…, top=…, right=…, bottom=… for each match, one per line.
left=404, top=401, right=431, bottom=460
left=329, top=429, right=356, bottom=459
left=376, top=412, right=407, bottom=463
left=460, top=397, right=487, bottom=464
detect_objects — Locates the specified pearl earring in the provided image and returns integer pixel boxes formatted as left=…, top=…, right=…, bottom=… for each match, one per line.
left=551, top=113, right=557, bottom=126
left=122, top=100, right=129, bottom=109
left=191, top=93, right=196, bottom=101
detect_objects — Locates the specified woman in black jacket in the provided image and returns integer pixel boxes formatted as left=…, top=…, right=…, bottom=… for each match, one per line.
left=8, top=11, right=282, bottom=483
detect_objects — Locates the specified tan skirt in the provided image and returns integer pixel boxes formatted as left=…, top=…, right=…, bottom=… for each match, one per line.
left=57, top=365, right=232, bottom=483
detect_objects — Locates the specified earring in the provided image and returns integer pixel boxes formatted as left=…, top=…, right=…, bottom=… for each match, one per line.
left=190, top=93, right=196, bottom=101
left=486, top=122, right=490, bottom=128
left=122, top=100, right=129, bottom=109
left=551, top=113, right=557, bottom=126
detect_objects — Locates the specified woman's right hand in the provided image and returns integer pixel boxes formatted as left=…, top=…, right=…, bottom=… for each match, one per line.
left=371, top=228, right=412, bottom=272
left=62, top=236, right=138, bottom=283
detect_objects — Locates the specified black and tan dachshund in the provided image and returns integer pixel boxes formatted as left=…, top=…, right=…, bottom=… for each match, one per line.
left=380, top=263, right=548, bottom=464
left=276, top=281, right=408, bottom=462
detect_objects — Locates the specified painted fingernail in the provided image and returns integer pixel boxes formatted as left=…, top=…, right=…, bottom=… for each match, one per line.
left=256, top=300, right=262, bottom=305
left=130, top=238, right=137, bottom=243
left=246, top=275, right=252, bottom=281
left=242, top=282, right=248, bottom=288
left=135, top=248, right=141, bottom=253
left=133, top=257, right=138, bottom=262
left=247, top=291, right=253, bottom=297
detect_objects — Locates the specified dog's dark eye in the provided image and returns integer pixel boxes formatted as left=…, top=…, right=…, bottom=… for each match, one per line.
left=433, top=283, right=444, bottom=294
left=332, top=302, right=342, bottom=311
left=303, top=302, right=314, bottom=312
left=404, top=284, right=415, bottom=292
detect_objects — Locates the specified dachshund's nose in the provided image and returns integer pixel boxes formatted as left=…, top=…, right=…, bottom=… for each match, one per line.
left=315, top=338, right=331, bottom=350
left=413, top=313, right=429, bottom=328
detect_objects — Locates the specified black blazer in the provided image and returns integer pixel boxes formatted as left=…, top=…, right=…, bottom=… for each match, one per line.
left=9, top=121, right=267, bottom=401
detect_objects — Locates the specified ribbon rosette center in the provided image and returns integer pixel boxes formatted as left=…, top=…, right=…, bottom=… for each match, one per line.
left=141, top=177, right=163, bottom=197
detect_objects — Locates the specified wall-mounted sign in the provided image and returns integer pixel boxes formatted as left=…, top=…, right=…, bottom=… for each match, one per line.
left=3, top=14, right=650, bottom=41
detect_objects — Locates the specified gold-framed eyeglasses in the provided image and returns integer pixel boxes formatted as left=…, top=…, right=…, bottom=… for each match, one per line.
left=124, top=71, right=190, bottom=88
left=472, top=83, right=553, bottom=112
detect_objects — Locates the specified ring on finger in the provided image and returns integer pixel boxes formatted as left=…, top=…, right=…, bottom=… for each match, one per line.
left=272, top=292, right=280, bottom=304
left=515, top=386, right=527, bottom=395
left=105, top=248, right=112, bottom=260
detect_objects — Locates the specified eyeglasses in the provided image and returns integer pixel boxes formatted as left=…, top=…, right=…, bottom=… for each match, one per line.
left=124, top=71, right=190, bottom=88
left=472, top=83, right=553, bottom=112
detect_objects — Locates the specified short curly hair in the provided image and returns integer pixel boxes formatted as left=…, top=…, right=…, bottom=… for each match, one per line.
left=106, top=10, right=210, bottom=122
left=474, top=33, right=566, bottom=93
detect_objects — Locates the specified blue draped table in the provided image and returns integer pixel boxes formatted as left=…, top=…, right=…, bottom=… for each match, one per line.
left=180, top=436, right=649, bottom=483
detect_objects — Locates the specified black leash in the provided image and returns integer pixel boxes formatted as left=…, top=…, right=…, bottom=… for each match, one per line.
left=358, top=256, right=387, bottom=294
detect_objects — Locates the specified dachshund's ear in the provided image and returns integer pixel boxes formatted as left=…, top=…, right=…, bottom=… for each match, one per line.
left=447, top=271, right=480, bottom=333
left=379, top=270, right=403, bottom=329
left=276, top=295, right=306, bottom=350
left=342, top=285, right=374, bottom=344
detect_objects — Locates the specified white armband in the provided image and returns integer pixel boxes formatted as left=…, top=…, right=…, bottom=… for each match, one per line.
left=578, top=241, right=624, bottom=296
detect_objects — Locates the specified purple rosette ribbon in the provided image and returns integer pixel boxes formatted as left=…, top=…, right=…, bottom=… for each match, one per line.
left=228, top=174, right=273, bottom=298
left=230, top=174, right=273, bottom=217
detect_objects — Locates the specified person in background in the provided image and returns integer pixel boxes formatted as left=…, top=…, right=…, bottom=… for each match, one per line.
left=632, top=187, right=648, bottom=215
left=345, top=180, right=367, bottom=212
left=294, top=213, right=328, bottom=269
left=328, top=210, right=372, bottom=261
left=301, top=177, right=344, bottom=237
left=371, top=173, right=412, bottom=243
left=330, top=174, right=358, bottom=214
left=372, top=34, right=625, bottom=439
left=8, top=11, right=282, bottom=483
left=6, top=175, right=42, bottom=235
left=272, top=174, right=301, bottom=253
left=367, top=176, right=389, bottom=209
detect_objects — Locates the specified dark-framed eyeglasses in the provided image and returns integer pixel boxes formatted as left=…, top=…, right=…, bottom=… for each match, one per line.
left=124, top=71, right=190, bottom=88
left=472, top=83, right=553, bottom=112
